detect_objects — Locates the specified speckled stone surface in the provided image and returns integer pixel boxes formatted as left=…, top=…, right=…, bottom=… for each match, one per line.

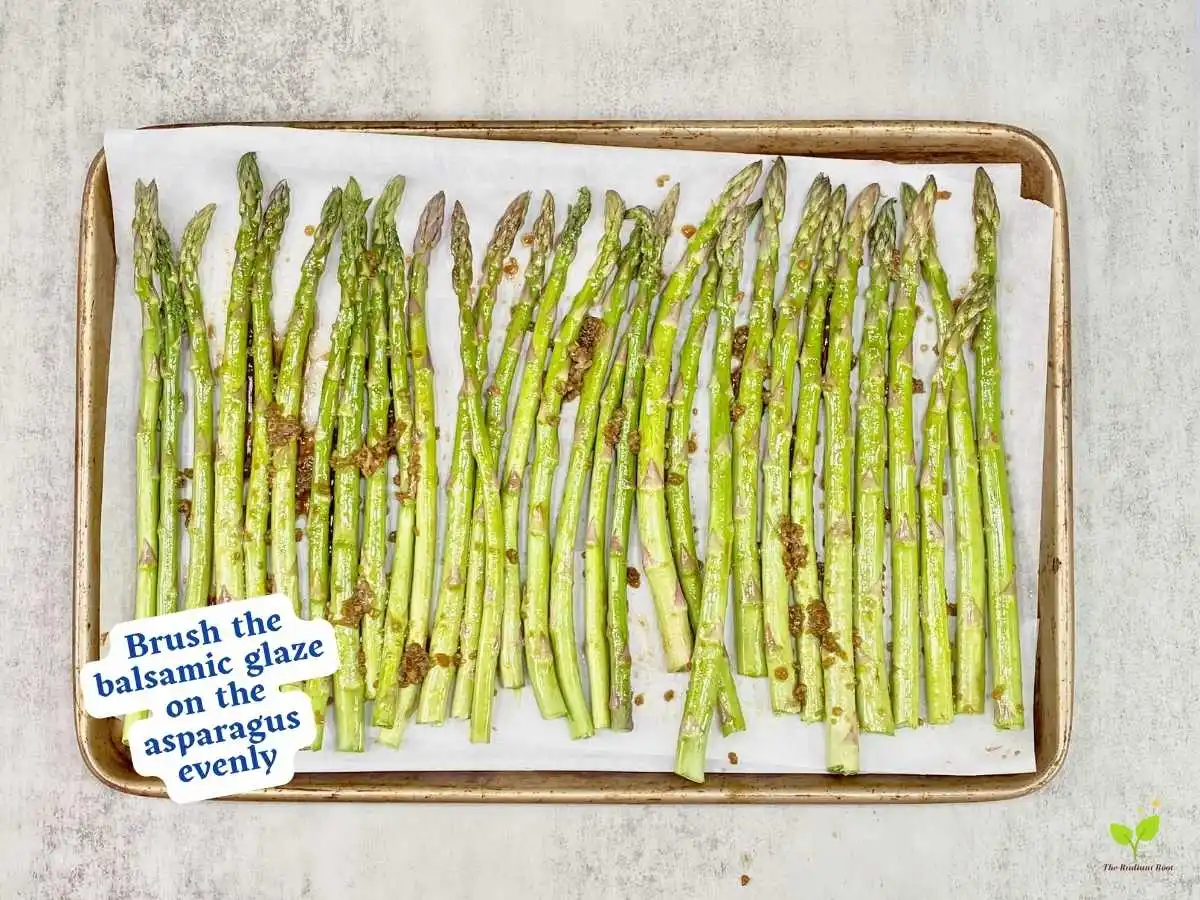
left=1, top=1, right=1197, bottom=897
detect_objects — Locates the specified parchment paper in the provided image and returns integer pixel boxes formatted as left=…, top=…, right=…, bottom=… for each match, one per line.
left=102, top=126, right=1050, bottom=775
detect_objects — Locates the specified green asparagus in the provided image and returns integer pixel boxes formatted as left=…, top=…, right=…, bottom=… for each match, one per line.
left=305, top=178, right=368, bottom=749
left=361, top=176, right=406, bottom=702
left=124, top=180, right=163, bottom=744
left=639, top=161, right=761, bottom=672
left=822, top=183, right=879, bottom=774
left=761, top=174, right=832, bottom=714
left=790, top=184, right=846, bottom=723
left=888, top=185, right=929, bottom=730
left=673, top=204, right=755, bottom=783
left=733, top=157, right=786, bottom=677
left=525, top=191, right=625, bottom=731
left=496, top=193, right=556, bottom=691
left=973, top=168, right=1024, bottom=729
left=244, top=181, right=290, bottom=598
left=212, top=153, right=262, bottom=603
left=178, top=204, right=217, bottom=611
left=549, top=215, right=638, bottom=739
left=270, top=187, right=342, bottom=617
left=381, top=192, right=445, bottom=746
left=154, top=218, right=184, bottom=617
left=454, top=192, right=531, bottom=720
left=852, top=199, right=897, bottom=734
left=607, top=187, right=678, bottom=731
left=373, top=184, right=416, bottom=729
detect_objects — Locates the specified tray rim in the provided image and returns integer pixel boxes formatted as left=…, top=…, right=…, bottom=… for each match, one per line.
left=74, top=119, right=1074, bottom=803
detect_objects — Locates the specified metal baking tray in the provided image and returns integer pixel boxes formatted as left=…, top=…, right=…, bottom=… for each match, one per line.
left=75, top=120, right=1073, bottom=802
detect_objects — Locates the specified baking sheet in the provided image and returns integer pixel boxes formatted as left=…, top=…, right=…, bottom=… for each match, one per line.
left=101, top=125, right=1050, bottom=776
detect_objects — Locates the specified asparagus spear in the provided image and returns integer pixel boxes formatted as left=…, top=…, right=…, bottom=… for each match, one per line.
left=908, top=177, right=988, bottom=716
left=887, top=184, right=928, bottom=729
left=244, top=181, right=290, bottom=598
left=498, top=191, right=589, bottom=718
left=373, top=185, right=416, bottom=730
left=305, top=179, right=368, bottom=749
left=973, top=169, right=1024, bottom=730
left=548, top=214, right=637, bottom=739
left=674, top=205, right=754, bottom=783
left=495, top=193, right=556, bottom=690
left=525, top=190, right=624, bottom=720
left=639, top=161, right=762, bottom=671
left=525, top=191, right=626, bottom=728
left=852, top=199, right=897, bottom=734
left=761, top=174, right=832, bottom=714
left=429, top=204, right=508, bottom=743
left=919, top=276, right=991, bottom=724
left=607, top=188, right=678, bottom=731
left=381, top=193, right=445, bottom=746
left=664, top=253, right=719, bottom=625
left=584, top=332, right=629, bottom=730
left=154, top=218, right=184, bottom=617
left=330, top=190, right=371, bottom=752
left=732, top=157, right=786, bottom=677
left=790, top=184, right=846, bottom=722
left=361, top=177, right=406, bottom=702
left=124, top=181, right=163, bottom=744
left=822, top=184, right=879, bottom=774
left=270, top=187, right=342, bottom=617
left=416, top=228, right=480, bottom=726
left=212, top=153, right=262, bottom=603
left=178, top=204, right=218, bottom=611
left=453, top=192, right=531, bottom=720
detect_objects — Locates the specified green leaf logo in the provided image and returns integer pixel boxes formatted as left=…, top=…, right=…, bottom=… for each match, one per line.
left=1136, top=815, right=1160, bottom=843
left=1110, top=808, right=1162, bottom=862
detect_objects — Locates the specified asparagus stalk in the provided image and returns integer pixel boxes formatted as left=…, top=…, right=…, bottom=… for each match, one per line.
left=270, top=187, right=342, bottom=617
left=822, top=183, right=879, bottom=774
left=888, top=184, right=929, bottom=729
left=124, top=181, right=163, bottom=743
left=154, top=219, right=184, bottom=617
left=498, top=191, right=589, bottom=718
left=525, top=192, right=624, bottom=720
left=381, top=193, right=446, bottom=746
left=916, top=177, right=988, bottom=716
left=548, top=213, right=637, bottom=738
left=361, top=177, right=406, bottom=702
left=427, top=204, right=509, bottom=743
left=212, top=153, right=262, bottom=603
left=373, top=185, right=416, bottom=729
left=305, top=179, right=368, bottom=749
left=732, top=157, right=786, bottom=677
left=416, top=221, right=480, bottom=726
left=664, top=253, right=720, bottom=624
left=178, top=204, right=218, bottom=611
left=674, top=205, right=754, bottom=783
left=584, top=333, right=629, bottom=730
left=761, top=174, right=832, bottom=714
left=919, top=276, right=991, bottom=725
left=639, top=161, right=762, bottom=671
left=973, top=169, right=1024, bottom=730
left=244, top=181, right=290, bottom=598
left=495, top=193, right=556, bottom=690
left=852, top=199, right=897, bottom=734
left=607, top=188, right=678, bottom=731
left=790, top=184, right=846, bottom=722
left=453, top=192, right=531, bottom=720
left=525, top=191, right=626, bottom=728
left=330, top=189, right=372, bottom=753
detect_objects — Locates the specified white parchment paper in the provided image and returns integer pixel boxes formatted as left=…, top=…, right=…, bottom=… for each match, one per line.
left=101, top=126, right=1050, bottom=775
